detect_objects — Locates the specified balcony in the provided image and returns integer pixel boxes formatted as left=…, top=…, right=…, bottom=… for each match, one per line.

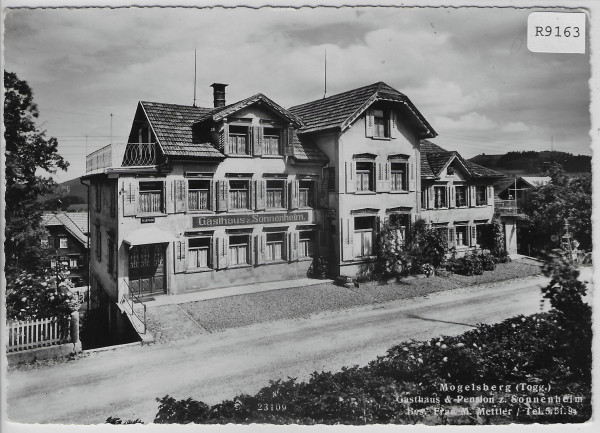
left=86, top=142, right=159, bottom=174
left=494, top=199, right=524, bottom=217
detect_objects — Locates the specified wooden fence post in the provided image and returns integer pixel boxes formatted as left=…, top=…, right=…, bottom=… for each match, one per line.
left=70, top=311, right=80, bottom=346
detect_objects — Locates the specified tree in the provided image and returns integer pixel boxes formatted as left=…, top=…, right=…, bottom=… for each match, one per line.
left=519, top=163, right=592, bottom=253
left=4, top=70, right=69, bottom=275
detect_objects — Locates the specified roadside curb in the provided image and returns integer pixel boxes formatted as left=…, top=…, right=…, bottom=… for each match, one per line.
left=83, top=341, right=143, bottom=355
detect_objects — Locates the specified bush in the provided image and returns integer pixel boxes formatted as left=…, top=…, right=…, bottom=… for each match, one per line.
left=144, top=309, right=590, bottom=425
left=446, top=250, right=483, bottom=276
left=479, top=251, right=496, bottom=271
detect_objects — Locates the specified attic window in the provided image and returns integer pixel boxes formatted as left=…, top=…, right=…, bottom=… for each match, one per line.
left=373, top=109, right=390, bottom=138
left=447, top=167, right=455, bottom=175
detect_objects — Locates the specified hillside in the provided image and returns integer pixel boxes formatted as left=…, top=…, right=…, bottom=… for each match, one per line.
left=39, top=177, right=88, bottom=211
left=469, top=150, right=591, bottom=176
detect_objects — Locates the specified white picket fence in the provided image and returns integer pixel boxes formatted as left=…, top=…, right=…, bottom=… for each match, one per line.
left=7, top=316, right=71, bottom=353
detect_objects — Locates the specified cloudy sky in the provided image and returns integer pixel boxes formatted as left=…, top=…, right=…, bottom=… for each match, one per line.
left=4, top=5, right=591, bottom=183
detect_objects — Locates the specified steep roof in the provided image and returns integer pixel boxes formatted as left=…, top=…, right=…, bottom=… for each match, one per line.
left=292, top=132, right=329, bottom=163
left=521, top=176, right=551, bottom=187
left=289, top=82, right=436, bottom=138
left=420, top=140, right=504, bottom=179
left=41, top=212, right=89, bottom=245
left=139, top=101, right=224, bottom=159
left=198, top=93, right=303, bottom=126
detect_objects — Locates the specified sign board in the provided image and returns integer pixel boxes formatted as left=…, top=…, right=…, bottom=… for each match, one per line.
left=193, top=212, right=309, bottom=228
left=140, top=217, right=155, bottom=224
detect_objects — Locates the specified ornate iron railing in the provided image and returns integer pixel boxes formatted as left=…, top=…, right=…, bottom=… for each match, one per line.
left=122, top=142, right=158, bottom=167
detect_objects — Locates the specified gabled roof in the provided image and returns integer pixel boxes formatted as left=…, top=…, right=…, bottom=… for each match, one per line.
left=420, top=140, right=504, bottom=179
left=198, top=93, right=304, bottom=126
left=288, top=82, right=436, bottom=138
left=138, top=101, right=224, bottom=159
left=41, top=212, right=89, bottom=245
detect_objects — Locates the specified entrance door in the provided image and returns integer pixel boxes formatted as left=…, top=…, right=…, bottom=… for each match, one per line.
left=129, top=244, right=166, bottom=296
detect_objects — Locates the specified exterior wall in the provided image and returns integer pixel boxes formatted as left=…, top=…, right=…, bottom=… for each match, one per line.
left=502, top=216, right=518, bottom=255
left=43, top=225, right=89, bottom=286
left=329, top=107, right=420, bottom=276
left=89, top=176, right=119, bottom=301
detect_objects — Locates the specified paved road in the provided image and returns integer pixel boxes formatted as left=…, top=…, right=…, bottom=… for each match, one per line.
left=6, top=272, right=583, bottom=425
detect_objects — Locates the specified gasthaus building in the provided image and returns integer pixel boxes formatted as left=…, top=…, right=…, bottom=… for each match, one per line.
left=84, top=81, right=509, bottom=336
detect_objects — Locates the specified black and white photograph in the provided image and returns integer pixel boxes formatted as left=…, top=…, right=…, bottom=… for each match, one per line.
left=2, top=0, right=597, bottom=429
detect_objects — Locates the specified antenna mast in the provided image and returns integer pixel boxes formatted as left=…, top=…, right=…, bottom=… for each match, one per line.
left=193, top=49, right=197, bottom=107
left=323, top=49, right=327, bottom=99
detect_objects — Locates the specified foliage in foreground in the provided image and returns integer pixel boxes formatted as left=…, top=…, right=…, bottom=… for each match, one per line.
left=5, top=263, right=80, bottom=320
left=4, top=70, right=69, bottom=275
left=108, top=258, right=591, bottom=425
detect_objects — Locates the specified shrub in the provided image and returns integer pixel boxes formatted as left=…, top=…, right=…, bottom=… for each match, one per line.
left=479, top=251, right=496, bottom=271
left=446, top=250, right=484, bottom=276
left=145, top=310, right=591, bottom=425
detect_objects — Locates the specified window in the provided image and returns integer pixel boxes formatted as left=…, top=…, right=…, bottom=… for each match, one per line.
left=354, top=216, right=376, bottom=257
left=266, top=233, right=285, bottom=262
left=388, top=214, right=409, bottom=248
left=110, top=182, right=117, bottom=217
left=59, top=237, right=68, bottom=249
left=69, top=256, right=78, bottom=269
left=299, top=181, right=315, bottom=208
left=139, top=181, right=164, bottom=213
left=266, top=180, right=285, bottom=209
left=391, top=162, right=408, bottom=191
left=356, top=162, right=374, bottom=192
left=455, top=185, right=467, bottom=207
left=475, top=186, right=487, bottom=206
left=41, top=238, right=49, bottom=248
left=434, top=186, right=447, bottom=208
left=373, top=109, right=390, bottom=138
left=325, top=167, right=336, bottom=192
left=229, top=235, right=249, bottom=265
left=188, top=237, right=211, bottom=269
left=421, top=190, right=428, bottom=209
left=108, top=237, right=115, bottom=274
left=299, top=231, right=316, bottom=258
left=263, top=127, right=281, bottom=155
left=228, top=125, right=249, bottom=155
left=188, top=180, right=210, bottom=211
left=50, top=258, right=57, bottom=269
left=94, top=183, right=101, bottom=212
left=95, top=225, right=101, bottom=261
left=456, top=226, right=469, bottom=247
left=229, top=180, right=250, bottom=209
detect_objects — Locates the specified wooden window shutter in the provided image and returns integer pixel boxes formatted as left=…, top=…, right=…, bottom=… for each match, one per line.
left=341, top=218, right=354, bottom=261
left=448, top=227, right=456, bottom=249
left=289, top=231, right=299, bottom=262
left=248, top=235, right=254, bottom=265
left=220, top=123, right=230, bottom=154
left=487, top=185, right=494, bottom=205
left=345, top=161, right=356, bottom=193
left=248, top=179, right=254, bottom=210
left=376, top=162, right=385, bottom=192
left=389, top=111, right=398, bottom=138
left=365, top=109, right=374, bottom=137
left=122, top=179, right=138, bottom=217
left=255, top=233, right=266, bottom=265
left=255, top=179, right=266, bottom=210
left=318, top=177, right=328, bottom=209
left=252, top=126, right=263, bottom=156
left=289, top=180, right=299, bottom=210
left=470, top=226, right=477, bottom=246
left=427, top=186, right=435, bottom=209
left=174, top=179, right=187, bottom=213
left=283, top=126, right=294, bottom=156
left=210, top=180, right=217, bottom=211
left=469, top=186, right=476, bottom=207
left=408, top=163, right=416, bottom=192
left=448, top=185, right=455, bottom=208
left=212, top=238, right=218, bottom=269
left=174, top=237, right=187, bottom=273
left=217, top=180, right=228, bottom=212
left=382, top=162, right=391, bottom=192
left=216, top=236, right=228, bottom=269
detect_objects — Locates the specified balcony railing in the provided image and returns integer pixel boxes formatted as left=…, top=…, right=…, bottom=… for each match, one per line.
left=86, top=142, right=159, bottom=173
left=494, top=199, right=522, bottom=216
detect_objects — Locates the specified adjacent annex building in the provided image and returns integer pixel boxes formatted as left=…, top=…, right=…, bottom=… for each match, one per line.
left=84, top=82, right=513, bottom=334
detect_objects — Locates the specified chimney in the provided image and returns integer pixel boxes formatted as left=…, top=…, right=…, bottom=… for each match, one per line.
left=210, top=83, right=228, bottom=108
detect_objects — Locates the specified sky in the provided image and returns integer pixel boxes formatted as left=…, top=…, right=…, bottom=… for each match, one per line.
left=3, top=5, right=592, bottom=183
